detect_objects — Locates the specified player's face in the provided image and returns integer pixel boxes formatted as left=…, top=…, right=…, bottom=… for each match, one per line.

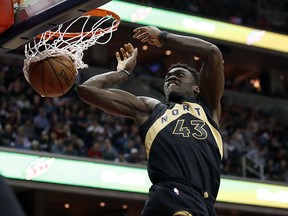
left=163, top=67, right=198, bottom=103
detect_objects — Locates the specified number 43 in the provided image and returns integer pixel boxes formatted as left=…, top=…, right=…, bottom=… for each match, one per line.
left=172, top=119, right=208, bottom=140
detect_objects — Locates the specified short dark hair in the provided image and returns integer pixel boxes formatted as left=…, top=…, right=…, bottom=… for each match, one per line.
left=168, top=63, right=198, bottom=83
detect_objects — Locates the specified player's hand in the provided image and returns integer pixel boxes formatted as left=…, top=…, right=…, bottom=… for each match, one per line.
left=133, top=26, right=163, bottom=47
left=116, top=43, right=138, bottom=73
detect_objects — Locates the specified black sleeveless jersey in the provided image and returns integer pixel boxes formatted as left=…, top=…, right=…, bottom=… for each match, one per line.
left=139, top=97, right=223, bottom=199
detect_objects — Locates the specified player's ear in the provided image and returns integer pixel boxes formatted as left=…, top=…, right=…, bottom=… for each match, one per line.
left=193, top=86, right=200, bottom=95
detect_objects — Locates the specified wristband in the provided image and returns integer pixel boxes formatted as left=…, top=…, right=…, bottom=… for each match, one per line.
left=158, top=31, right=169, bottom=44
left=120, top=69, right=130, bottom=77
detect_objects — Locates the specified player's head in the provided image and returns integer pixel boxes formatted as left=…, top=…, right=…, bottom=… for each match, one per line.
left=163, top=63, right=199, bottom=103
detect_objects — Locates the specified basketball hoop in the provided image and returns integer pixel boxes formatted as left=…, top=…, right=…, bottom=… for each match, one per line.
left=23, top=8, right=120, bottom=83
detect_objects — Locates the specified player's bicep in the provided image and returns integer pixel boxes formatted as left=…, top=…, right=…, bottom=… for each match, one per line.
left=198, top=46, right=224, bottom=112
left=77, top=85, right=149, bottom=119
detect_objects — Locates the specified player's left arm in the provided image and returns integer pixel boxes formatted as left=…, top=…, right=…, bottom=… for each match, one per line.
left=176, top=37, right=224, bottom=122
left=162, top=32, right=224, bottom=119
left=196, top=45, right=224, bottom=122
left=133, top=26, right=224, bottom=121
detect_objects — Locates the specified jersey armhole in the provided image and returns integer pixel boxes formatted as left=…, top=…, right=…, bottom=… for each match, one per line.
left=138, top=103, right=165, bottom=137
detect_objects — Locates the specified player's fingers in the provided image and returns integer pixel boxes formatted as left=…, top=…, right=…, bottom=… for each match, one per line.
left=133, top=27, right=146, bottom=33
left=125, top=43, right=134, bottom=54
left=124, top=43, right=130, bottom=50
left=141, top=35, right=151, bottom=43
left=132, top=31, right=141, bottom=38
left=127, top=43, right=134, bottom=49
left=115, top=51, right=120, bottom=60
left=132, top=48, right=138, bottom=58
left=123, top=44, right=132, bottom=57
left=133, top=31, right=149, bottom=39
left=120, top=47, right=127, bottom=59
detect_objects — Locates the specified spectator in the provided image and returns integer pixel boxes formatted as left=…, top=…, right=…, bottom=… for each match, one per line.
left=0, top=123, right=15, bottom=147
left=14, top=125, right=31, bottom=150
left=30, top=140, right=40, bottom=151
left=63, top=143, right=78, bottom=156
left=33, top=108, right=49, bottom=133
left=102, top=138, right=118, bottom=161
left=50, top=133, right=65, bottom=154
left=125, top=147, right=140, bottom=163
left=87, top=141, right=103, bottom=159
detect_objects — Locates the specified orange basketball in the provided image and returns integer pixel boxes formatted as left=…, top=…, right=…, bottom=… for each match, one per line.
left=27, top=56, right=77, bottom=98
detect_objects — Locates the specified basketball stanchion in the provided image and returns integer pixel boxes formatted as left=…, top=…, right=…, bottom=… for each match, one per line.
left=0, top=0, right=14, bottom=33
left=23, top=8, right=120, bottom=98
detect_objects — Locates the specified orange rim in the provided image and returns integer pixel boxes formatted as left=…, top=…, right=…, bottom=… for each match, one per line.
left=38, top=8, right=120, bottom=39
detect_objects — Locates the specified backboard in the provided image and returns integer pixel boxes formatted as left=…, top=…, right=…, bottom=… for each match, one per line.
left=0, top=0, right=111, bottom=54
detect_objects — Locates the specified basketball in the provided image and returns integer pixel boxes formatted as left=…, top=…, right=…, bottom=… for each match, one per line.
left=27, top=55, right=77, bottom=98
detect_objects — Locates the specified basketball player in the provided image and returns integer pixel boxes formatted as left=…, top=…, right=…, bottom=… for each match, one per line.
left=77, top=26, right=224, bottom=216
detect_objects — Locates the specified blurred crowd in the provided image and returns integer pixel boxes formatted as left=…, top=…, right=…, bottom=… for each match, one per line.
left=1, top=0, right=288, bottom=184
left=220, top=98, right=288, bottom=182
left=2, top=0, right=288, bottom=182
left=132, top=0, right=288, bottom=34
left=0, top=60, right=147, bottom=164
left=0, top=58, right=287, bottom=183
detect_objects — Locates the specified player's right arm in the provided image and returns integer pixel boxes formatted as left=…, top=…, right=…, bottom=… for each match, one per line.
left=77, top=43, right=160, bottom=125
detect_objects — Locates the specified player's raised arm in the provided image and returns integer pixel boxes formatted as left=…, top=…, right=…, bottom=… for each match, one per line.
left=77, top=43, right=159, bottom=122
left=133, top=26, right=224, bottom=121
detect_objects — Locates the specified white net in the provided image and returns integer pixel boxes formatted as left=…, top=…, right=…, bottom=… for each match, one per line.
left=23, top=13, right=118, bottom=83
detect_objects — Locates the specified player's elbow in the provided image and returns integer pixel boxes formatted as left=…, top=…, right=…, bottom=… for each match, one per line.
left=209, top=45, right=223, bottom=61
left=202, top=45, right=223, bottom=65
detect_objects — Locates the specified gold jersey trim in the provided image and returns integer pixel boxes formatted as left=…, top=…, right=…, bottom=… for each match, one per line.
left=144, top=102, right=223, bottom=159
left=173, top=210, right=193, bottom=216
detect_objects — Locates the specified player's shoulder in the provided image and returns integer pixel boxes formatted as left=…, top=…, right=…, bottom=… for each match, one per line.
left=197, top=98, right=220, bottom=126
left=135, top=96, right=161, bottom=127
left=138, top=96, right=161, bottom=111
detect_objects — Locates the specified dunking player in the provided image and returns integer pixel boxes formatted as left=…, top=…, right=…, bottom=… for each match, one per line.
left=77, top=26, right=224, bottom=216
